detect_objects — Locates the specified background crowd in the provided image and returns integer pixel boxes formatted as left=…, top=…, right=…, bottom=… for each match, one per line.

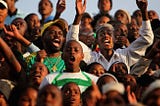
left=0, top=0, right=160, bottom=106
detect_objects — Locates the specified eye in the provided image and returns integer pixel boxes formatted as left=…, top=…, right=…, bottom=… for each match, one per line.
left=74, top=48, right=79, bottom=52
left=65, top=90, right=71, bottom=95
left=49, top=30, right=56, bottom=35
left=58, top=31, right=63, bottom=36
left=39, top=66, right=43, bottom=71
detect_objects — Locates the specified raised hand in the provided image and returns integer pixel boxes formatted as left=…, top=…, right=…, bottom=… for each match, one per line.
left=136, top=0, right=148, bottom=20
left=3, top=24, right=31, bottom=46
left=75, top=0, right=86, bottom=16
left=56, top=0, right=66, bottom=15
left=3, top=24, right=22, bottom=39
left=36, top=50, right=47, bottom=63
left=136, top=0, right=148, bottom=11
left=73, top=0, right=87, bottom=25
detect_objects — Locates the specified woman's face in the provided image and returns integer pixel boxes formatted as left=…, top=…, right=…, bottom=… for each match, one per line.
left=18, top=88, right=38, bottom=106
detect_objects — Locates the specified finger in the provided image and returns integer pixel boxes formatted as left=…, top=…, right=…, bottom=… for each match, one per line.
left=83, top=0, right=87, bottom=11
left=83, top=0, right=87, bottom=7
left=3, top=25, right=8, bottom=33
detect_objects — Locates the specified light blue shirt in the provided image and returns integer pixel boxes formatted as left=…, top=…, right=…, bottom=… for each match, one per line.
left=5, top=9, right=26, bottom=25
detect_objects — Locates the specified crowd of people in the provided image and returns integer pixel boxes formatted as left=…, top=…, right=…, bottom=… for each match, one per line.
left=0, top=0, right=160, bottom=106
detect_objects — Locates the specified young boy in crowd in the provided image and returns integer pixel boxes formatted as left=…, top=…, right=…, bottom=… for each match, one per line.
left=39, top=40, right=98, bottom=92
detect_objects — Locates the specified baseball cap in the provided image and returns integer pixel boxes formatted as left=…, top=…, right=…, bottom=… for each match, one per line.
left=41, top=18, right=68, bottom=36
left=0, top=0, right=8, bottom=9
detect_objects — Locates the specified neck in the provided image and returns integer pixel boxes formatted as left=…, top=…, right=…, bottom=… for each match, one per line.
left=65, top=66, right=81, bottom=73
left=100, top=11, right=109, bottom=15
left=101, top=49, right=113, bottom=61
left=41, top=14, right=50, bottom=21
left=8, top=6, right=17, bottom=14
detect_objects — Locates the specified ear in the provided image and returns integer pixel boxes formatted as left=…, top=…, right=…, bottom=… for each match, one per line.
left=81, top=53, right=84, bottom=59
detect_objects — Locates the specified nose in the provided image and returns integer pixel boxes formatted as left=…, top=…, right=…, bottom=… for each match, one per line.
left=29, top=100, right=36, bottom=106
left=35, top=67, right=41, bottom=73
left=45, top=94, right=53, bottom=102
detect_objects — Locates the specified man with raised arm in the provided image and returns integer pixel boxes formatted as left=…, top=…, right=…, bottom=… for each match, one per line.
left=67, top=0, right=154, bottom=73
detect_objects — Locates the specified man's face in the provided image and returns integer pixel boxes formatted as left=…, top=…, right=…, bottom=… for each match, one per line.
left=115, top=10, right=129, bottom=25
left=11, top=18, right=27, bottom=35
left=38, top=85, right=62, bottom=106
left=62, top=83, right=81, bottom=106
left=98, top=0, right=111, bottom=13
left=38, top=0, right=53, bottom=16
left=97, top=27, right=114, bottom=50
left=3, top=0, right=13, bottom=10
left=29, top=62, right=48, bottom=86
left=62, top=41, right=84, bottom=68
left=42, top=25, right=65, bottom=53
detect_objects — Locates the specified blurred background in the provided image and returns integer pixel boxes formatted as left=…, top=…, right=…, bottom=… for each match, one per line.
left=16, top=0, right=159, bottom=24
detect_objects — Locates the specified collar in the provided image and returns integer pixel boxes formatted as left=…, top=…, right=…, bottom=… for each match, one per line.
left=8, top=9, right=17, bottom=17
left=98, top=50, right=119, bottom=60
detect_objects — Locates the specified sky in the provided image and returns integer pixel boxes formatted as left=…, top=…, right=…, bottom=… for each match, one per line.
left=16, top=0, right=159, bottom=24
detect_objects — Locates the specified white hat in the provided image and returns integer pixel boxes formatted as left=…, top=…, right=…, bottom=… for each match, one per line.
left=100, top=73, right=118, bottom=83
left=0, top=0, right=8, bottom=9
left=142, top=80, right=160, bottom=101
left=119, top=9, right=131, bottom=24
left=102, top=82, right=125, bottom=95
left=95, top=23, right=114, bottom=38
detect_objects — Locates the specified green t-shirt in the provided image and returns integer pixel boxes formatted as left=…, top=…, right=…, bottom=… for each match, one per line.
left=25, top=52, right=65, bottom=74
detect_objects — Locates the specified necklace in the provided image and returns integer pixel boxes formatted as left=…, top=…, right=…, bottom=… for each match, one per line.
left=45, top=55, right=62, bottom=72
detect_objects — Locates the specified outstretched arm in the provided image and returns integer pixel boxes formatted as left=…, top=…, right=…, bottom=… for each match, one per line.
left=73, top=0, right=86, bottom=25
left=66, top=0, right=86, bottom=41
left=123, top=0, right=154, bottom=68
left=0, top=37, right=21, bottom=72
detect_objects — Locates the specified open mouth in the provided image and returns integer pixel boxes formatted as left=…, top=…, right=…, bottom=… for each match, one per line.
left=104, top=39, right=110, bottom=45
left=69, top=56, right=75, bottom=62
left=52, top=39, right=61, bottom=46
left=33, top=74, right=41, bottom=79
left=69, top=98, right=76, bottom=104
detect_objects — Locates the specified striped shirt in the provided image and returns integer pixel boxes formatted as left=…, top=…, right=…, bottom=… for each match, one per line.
left=39, top=71, right=98, bottom=92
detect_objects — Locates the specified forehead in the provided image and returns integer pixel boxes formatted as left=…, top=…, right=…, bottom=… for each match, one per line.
left=12, top=18, right=26, bottom=24
left=115, top=10, right=126, bottom=16
left=29, top=14, right=39, bottom=19
left=99, top=0, right=110, bottom=3
left=42, top=85, right=60, bottom=94
left=63, top=83, right=80, bottom=90
left=43, top=25, right=63, bottom=34
left=39, top=0, right=52, bottom=5
left=97, top=27, right=113, bottom=34
left=33, top=62, right=46, bottom=67
left=65, top=41, right=82, bottom=48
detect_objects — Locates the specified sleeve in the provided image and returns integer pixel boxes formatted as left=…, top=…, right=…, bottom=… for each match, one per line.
left=120, top=20, right=154, bottom=66
left=27, top=43, right=40, bottom=53
left=130, top=57, right=152, bottom=77
left=39, top=77, right=50, bottom=89
left=66, top=24, right=93, bottom=63
left=66, top=25, right=80, bottom=42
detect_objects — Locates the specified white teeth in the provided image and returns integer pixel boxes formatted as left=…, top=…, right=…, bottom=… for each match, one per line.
left=104, top=40, right=109, bottom=43
left=54, top=39, right=59, bottom=42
